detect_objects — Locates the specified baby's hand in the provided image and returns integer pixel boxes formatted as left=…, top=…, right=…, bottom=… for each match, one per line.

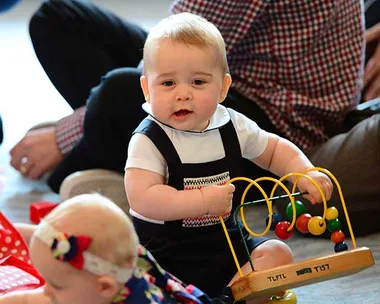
left=297, top=171, right=333, bottom=204
left=200, top=184, right=235, bottom=215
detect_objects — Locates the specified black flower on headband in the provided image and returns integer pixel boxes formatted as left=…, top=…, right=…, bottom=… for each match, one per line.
left=51, top=233, right=92, bottom=270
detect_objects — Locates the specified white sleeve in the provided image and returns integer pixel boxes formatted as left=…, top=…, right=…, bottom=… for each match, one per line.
left=125, top=133, right=167, bottom=177
left=229, top=109, right=268, bottom=160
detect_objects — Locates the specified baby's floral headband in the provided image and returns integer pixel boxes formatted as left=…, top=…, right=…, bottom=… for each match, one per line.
left=35, top=221, right=133, bottom=283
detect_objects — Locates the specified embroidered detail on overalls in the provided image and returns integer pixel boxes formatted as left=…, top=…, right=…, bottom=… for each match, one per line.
left=183, top=172, right=230, bottom=227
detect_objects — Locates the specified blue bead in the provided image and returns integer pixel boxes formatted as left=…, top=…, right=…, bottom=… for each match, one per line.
left=334, top=242, right=348, bottom=253
left=266, top=213, right=283, bottom=230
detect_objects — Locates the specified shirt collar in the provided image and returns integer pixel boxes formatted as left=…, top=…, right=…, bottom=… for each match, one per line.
left=141, top=102, right=231, bottom=133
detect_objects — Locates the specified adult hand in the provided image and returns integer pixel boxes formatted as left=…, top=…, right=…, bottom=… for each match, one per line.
left=10, top=127, right=63, bottom=179
left=363, top=23, right=380, bottom=101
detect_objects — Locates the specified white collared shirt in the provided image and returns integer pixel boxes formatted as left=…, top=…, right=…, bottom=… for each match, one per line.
left=125, top=104, right=268, bottom=177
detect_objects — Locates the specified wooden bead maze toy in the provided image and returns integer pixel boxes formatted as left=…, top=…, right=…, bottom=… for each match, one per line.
left=219, top=167, right=375, bottom=302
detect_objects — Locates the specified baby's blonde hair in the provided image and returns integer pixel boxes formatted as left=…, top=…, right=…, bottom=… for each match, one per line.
left=143, top=12, right=229, bottom=74
left=42, top=194, right=139, bottom=270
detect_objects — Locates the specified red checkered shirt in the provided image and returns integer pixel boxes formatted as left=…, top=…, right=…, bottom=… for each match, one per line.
left=171, top=0, right=365, bottom=151
left=56, top=0, right=365, bottom=155
left=56, top=107, right=85, bottom=155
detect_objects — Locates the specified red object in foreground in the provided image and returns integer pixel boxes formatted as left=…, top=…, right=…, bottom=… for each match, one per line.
left=0, top=212, right=30, bottom=263
left=0, top=212, right=45, bottom=294
left=275, top=221, right=294, bottom=240
left=0, top=256, right=45, bottom=295
left=296, top=213, right=312, bottom=234
left=30, top=201, right=59, bottom=224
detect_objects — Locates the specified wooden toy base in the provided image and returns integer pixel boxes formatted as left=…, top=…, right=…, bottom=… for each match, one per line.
left=231, top=246, right=375, bottom=301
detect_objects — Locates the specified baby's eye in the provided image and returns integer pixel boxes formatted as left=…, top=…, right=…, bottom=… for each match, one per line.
left=192, top=79, right=205, bottom=85
left=47, top=282, right=62, bottom=290
left=162, top=81, right=174, bottom=87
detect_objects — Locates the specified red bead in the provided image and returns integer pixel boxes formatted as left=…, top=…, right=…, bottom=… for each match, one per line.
left=30, top=201, right=59, bottom=224
left=275, top=221, right=293, bottom=240
left=331, top=230, right=345, bottom=244
left=296, top=213, right=312, bottom=234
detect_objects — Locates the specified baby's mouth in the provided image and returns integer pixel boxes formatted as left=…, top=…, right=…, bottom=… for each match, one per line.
left=173, top=109, right=192, bottom=117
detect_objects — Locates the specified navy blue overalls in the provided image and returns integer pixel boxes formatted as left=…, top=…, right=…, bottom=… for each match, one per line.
left=132, top=118, right=267, bottom=298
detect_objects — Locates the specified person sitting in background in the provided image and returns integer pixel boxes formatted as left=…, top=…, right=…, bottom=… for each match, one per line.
left=9, top=0, right=380, bottom=235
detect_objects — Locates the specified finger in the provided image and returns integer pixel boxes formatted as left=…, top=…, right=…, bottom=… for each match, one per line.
left=28, top=163, right=45, bottom=180
left=363, top=42, right=380, bottom=86
left=314, top=179, right=327, bottom=202
left=323, top=179, right=333, bottom=201
left=364, top=72, right=380, bottom=101
left=17, top=156, right=29, bottom=174
left=321, top=181, right=330, bottom=201
left=302, top=193, right=316, bottom=205
left=22, top=152, right=44, bottom=178
left=228, top=183, right=235, bottom=193
left=19, top=159, right=32, bottom=177
left=325, top=179, right=333, bottom=200
left=365, top=23, right=380, bottom=43
left=19, top=164, right=27, bottom=175
left=22, top=157, right=39, bottom=178
left=9, top=142, right=27, bottom=170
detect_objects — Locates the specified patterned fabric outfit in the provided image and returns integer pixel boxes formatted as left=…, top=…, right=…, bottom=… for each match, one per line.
left=117, top=245, right=212, bottom=304
left=130, top=106, right=268, bottom=298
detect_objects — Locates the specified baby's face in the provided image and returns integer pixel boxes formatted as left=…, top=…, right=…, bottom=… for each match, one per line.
left=141, top=39, right=231, bottom=131
left=30, top=238, right=105, bottom=304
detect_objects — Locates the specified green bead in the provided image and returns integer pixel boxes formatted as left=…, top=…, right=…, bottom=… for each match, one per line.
left=327, top=218, right=342, bottom=233
left=286, top=200, right=306, bottom=219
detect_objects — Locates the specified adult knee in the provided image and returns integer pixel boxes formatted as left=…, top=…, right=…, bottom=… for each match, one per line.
left=29, top=0, right=66, bottom=38
left=29, top=0, right=87, bottom=40
left=83, top=68, right=145, bottom=159
left=86, top=68, right=143, bottom=116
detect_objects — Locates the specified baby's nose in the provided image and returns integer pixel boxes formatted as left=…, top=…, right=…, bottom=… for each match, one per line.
left=175, top=86, right=192, bottom=101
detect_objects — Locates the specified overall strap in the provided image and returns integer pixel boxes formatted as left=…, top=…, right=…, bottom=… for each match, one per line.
left=219, top=120, right=246, bottom=220
left=133, top=118, right=184, bottom=230
left=133, top=118, right=184, bottom=190
left=219, top=120, right=244, bottom=178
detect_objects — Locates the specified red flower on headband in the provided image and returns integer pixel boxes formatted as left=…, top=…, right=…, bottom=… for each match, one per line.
left=51, top=233, right=92, bottom=270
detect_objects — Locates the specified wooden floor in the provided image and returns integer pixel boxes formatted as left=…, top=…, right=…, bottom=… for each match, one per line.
left=1, top=1, right=379, bottom=303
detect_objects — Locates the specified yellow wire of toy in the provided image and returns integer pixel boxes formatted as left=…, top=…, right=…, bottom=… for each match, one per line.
left=219, top=167, right=357, bottom=278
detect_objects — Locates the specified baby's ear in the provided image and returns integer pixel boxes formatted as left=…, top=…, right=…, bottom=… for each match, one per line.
left=219, top=73, right=232, bottom=103
left=96, top=276, right=119, bottom=301
left=140, top=75, right=150, bottom=103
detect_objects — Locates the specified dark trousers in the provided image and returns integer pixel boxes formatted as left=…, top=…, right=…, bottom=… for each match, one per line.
left=29, top=0, right=278, bottom=193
